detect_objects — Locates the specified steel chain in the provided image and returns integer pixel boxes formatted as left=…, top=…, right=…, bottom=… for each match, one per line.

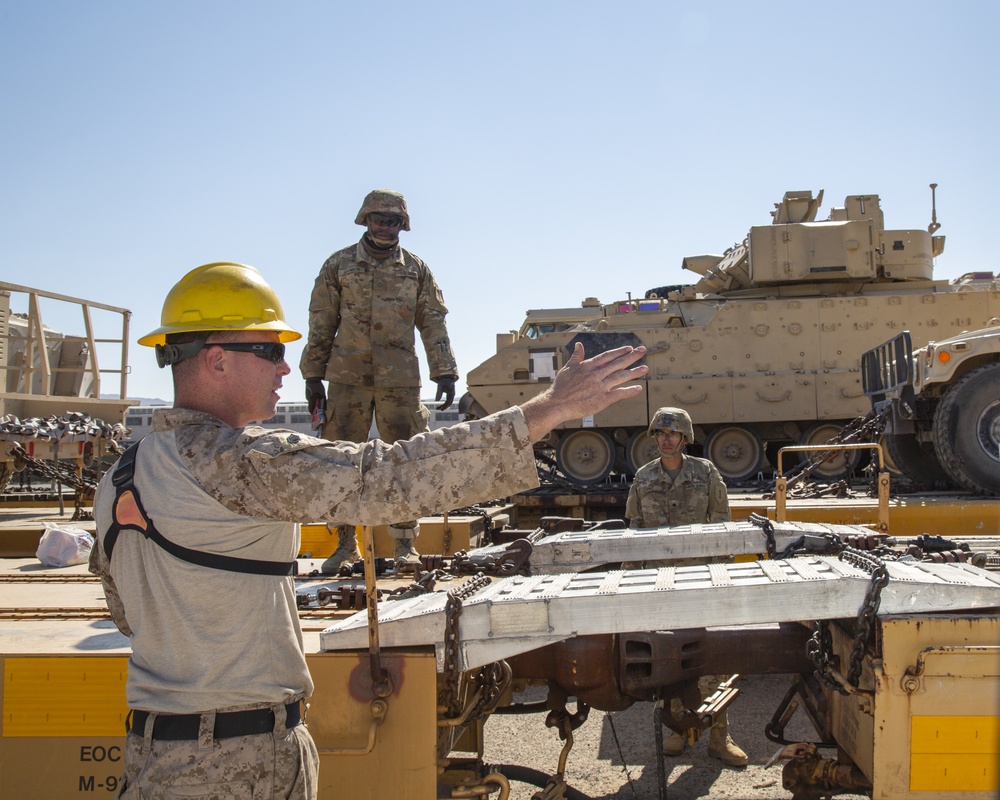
left=748, top=512, right=777, bottom=557
left=806, top=547, right=891, bottom=693
left=466, top=660, right=507, bottom=724
left=8, top=443, right=99, bottom=497
left=806, top=621, right=844, bottom=694
left=839, top=547, right=891, bottom=687
left=442, top=574, right=492, bottom=716
left=781, top=408, right=887, bottom=491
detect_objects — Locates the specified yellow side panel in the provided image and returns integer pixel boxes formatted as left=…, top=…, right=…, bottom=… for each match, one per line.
left=3, top=657, right=129, bottom=737
left=910, top=715, right=1000, bottom=791
left=301, top=518, right=487, bottom=558
left=309, top=650, right=439, bottom=800
left=912, top=715, right=1000, bottom=754
left=1, top=651, right=437, bottom=799
left=910, top=755, right=998, bottom=791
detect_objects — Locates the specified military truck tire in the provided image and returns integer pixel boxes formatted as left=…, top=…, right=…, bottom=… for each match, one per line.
left=883, top=433, right=951, bottom=487
left=876, top=435, right=903, bottom=478
left=703, top=425, right=764, bottom=483
left=799, top=422, right=861, bottom=481
left=625, top=430, right=660, bottom=474
left=932, top=363, right=1000, bottom=495
left=0, top=463, right=10, bottom=494
left=556, top=429, right=615, bottom=484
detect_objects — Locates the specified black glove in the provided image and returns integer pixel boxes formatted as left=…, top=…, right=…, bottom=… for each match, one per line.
left=305, top=379, right=327, bottom=414
left=434, top=376, right=457, bottom=411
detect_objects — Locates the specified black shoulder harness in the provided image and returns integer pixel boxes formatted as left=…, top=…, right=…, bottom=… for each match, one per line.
left=103, top=441, right=296, bottom=576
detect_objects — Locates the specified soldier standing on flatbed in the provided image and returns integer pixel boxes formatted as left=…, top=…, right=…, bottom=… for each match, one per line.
left=625, top=406, right=749, bottom=768
left=89, top=260, right=648, bottom=800
left=300, top=189, right=459, bottom=573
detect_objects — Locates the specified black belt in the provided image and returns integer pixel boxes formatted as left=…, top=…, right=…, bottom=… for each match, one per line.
left=129, top=702, right=301, bottom=740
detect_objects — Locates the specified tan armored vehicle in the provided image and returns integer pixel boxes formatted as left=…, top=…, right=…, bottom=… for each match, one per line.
left=461, top=188, right=1000, bottom=484
left=863, top=321, right=1000, bottom=494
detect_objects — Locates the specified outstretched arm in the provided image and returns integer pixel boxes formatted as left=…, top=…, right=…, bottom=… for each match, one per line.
left=521, top=342, right=647, bottom=443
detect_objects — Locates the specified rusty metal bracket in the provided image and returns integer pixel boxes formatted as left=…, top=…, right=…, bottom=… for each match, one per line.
left=901, top=645, right=1000, bottom=693
left=316, top=697, right=388, bottom=756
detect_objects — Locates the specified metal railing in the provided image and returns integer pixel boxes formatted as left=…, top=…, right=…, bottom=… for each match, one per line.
left=1, top=281, right=131, bottom=402
left=774, top=443, right=891, bottom=532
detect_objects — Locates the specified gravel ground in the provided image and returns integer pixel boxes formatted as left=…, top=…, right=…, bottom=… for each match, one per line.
left=482, top=674, right=870, bottom=800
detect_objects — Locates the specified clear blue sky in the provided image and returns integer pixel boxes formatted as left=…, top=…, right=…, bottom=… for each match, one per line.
left=3, top=1, right=997, bottom=405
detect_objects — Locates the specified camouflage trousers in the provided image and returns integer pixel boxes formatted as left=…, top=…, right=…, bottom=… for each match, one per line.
left=118, top=708, right=319, bottom=799
left=322, top=383, right=429, bottom=444
left=322, top=383, right=429, bottom=531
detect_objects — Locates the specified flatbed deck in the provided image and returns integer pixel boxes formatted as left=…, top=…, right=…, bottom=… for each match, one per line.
left=2, top=488, right=997, bottom=560
left=511, top=486, right=999, bottom=537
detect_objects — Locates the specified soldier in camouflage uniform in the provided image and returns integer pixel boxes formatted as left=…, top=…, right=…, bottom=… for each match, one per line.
left=625, top=407, right=748, bottom=768
left=89, top=261, right=648, bottom=800
left=300, top=190, right=459, bottom=573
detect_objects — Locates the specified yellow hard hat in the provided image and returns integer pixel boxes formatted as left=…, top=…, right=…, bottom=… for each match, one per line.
left=138, top=262, right=301, bottom=347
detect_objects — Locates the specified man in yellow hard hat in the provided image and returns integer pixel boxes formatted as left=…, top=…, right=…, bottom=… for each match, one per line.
left=300, top=189, right=459, bottom=573
left=89, top=261, right=647, bottom=799
left=625, top=407, right=747, bottom=768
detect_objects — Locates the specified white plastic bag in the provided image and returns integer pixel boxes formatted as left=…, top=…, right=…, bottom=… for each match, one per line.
left=36, top=522, right=94, bottom=567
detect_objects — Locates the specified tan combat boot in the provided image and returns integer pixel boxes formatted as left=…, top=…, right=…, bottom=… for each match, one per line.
left=662, top=697, right=688, bottom=756
left=707, top=714, right=748, bottom=767
left=320, top=525, right=361, bottom=576
left=389, top=524, right=421, bottom=569
left=662, top=729, right=686, bottom=756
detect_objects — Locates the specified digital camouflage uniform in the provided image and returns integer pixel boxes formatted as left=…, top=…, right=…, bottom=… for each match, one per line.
left=625, top=452, right=745, bottom=765
left=90, top=406, right=537, bottom=799
left=300, top=239, right=458, bottom=543
left=299, top=238, right=457, bottom=434
left=625, top=454, right=730, bottom=534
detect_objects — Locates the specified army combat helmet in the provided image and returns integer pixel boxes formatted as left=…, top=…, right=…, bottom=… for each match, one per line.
left=355, top=189, right=411, bottom=231
left=647, top=406, right=695, bottom=442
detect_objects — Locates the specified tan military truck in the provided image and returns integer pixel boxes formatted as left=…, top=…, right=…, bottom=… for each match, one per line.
left=461, top=188, right=1000, bottom=485
left=862, top=321, right=1000, bottom=495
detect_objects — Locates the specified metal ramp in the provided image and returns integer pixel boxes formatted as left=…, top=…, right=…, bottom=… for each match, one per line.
left=320, top=557, right=1000, bottom=672
left=477, top=519, right=880, bottom=574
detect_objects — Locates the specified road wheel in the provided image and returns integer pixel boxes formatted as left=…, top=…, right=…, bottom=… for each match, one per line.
left=0, top=464, right=10, bottom=494
left=556, top=429, right=615, bottom=484
left=625, top=430, right=660, bottom=475
left=799, top=422, right=862, bottom=480
left=932, top=363, right=1000, bottom=495
left=881, top=433, right=951, bottom=486
left=765, top=441, right=797, bottom=474
left=704, top=425, right=764, bottom=483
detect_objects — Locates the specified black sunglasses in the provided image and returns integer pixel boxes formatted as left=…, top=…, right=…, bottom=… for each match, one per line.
left=211, top=342, right=286, bottom=363
left=369, top=213, right=405, bottom=228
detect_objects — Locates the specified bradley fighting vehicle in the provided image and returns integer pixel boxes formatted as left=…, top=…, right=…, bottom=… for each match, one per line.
left=460, top=188, right=1000, bottom=485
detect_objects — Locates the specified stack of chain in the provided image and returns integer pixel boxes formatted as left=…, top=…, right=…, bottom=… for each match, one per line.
left=0, top=411, right=128, bottom=444
left=1, top=412, right=129, bottom=503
